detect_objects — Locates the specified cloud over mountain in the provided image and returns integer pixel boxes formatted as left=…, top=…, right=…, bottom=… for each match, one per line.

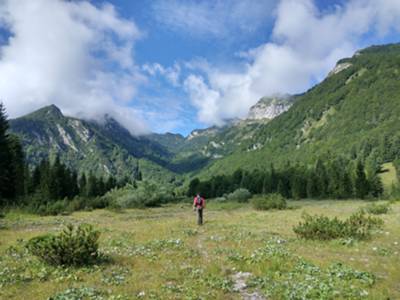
left=182, top=0, right=400, bottom=125
left=0, top=0, right=148, bottom=134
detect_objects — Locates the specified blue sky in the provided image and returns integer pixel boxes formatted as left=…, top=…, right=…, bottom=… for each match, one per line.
left=0, top=0, right=399, bottom=136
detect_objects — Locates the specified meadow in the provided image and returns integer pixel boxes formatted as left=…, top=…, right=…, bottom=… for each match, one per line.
left=0, top=200, right=399, bottom=299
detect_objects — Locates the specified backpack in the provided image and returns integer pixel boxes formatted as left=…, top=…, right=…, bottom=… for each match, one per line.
left=196, top=196, right=202, bottom=206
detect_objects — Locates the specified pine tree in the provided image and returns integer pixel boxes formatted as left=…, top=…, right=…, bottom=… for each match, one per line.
left=270, top=164, right=278, bottom=192
left=262, top=172, right=272, bottom=194
left=368, top=173, right=383, bottom=197
left=342, top=171, right=354, bottom=198
left=29, top=165, right=41, bottom=194
left=69, top=171, right=79, bottom=198
left=355, top=160, right=369, bottom=199
left=232, top=169, right=243, bottom=189
left=315, top=159, right=328, bottom=197
left=306, top=172, right=319, bottom=199
left=277, top=179, right=290, bottom=198
left=79, top=173, right=87, bottom=197
left=86, top=172, right=98, bottom=198
left=0, top=103, right=11, bottom=203
left=106, top=176, right=117, bottom=191
left=38, top=159, right=51, bottom=202
left=7, top=135, right=25, bottom=201
left=187, top=178, right=200, bottom=196
left=49, top=156, right=63, bottom=200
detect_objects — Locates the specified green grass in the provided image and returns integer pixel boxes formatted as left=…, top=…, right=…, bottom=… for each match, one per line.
left=0, top=200, right=399, bottom=299
left=379, top=162, right=398, bottom=190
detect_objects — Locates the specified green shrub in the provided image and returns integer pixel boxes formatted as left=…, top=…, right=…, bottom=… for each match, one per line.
left=294, top=211, right=383, bottom=240
left=35, top=200, right=70, bottom=216
left=363, top=203, right=390, bottom=215
left=343, top=211, right=384, bottom=240
left=214, top=196, right=227, bottom=202
left=26, top=196, right=110, bottom=216
left=251, top=193, right=287, bottom=210
left=226, top=188, right=252, bottom=202
left=27, top=224, right=100, bottom=266
left=106, top=181, right=175, bottom=209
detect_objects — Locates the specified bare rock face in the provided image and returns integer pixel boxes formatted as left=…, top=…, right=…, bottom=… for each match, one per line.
left=328, top=62, right=352, bottom=76
left=247, top=95, right=295, bottom=120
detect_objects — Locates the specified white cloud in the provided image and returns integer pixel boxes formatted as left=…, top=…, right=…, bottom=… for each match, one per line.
left=183, top=0, right=400, bottom=125
left=152, top=0, right=277, bottom=38
left=0, top=0, right=148, bottom=134
left=142, top=63, right=181, bottom=87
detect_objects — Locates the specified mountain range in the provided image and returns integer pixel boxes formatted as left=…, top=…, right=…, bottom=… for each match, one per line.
left=9, top=43, right=400, bottom=183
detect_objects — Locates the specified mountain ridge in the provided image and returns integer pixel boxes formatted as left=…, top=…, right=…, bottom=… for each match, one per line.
left=9, top=43, right=400, bottom=183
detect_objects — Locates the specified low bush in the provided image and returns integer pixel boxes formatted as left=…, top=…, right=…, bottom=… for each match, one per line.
left=27, top=224, right=100, bottom=266
left=363, top=203, right=390, bottom=215
left=106, top=181, right=175, bottom=209
left=251, top=193, right=287, bottom=210
left=26, top=196, right=110, bottom=216
left=214, top=197, right=227, bottom=202
left=294, top=211, right=383, bottom=240
left=226, top=188, right=252, bottom=202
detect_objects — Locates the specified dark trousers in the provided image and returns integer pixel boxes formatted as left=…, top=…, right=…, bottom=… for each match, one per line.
left=197, top=208, right=203, bottom=225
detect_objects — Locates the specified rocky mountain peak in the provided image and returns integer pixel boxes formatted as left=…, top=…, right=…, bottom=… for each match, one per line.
left=26, top=104, right=64, bottom=120
left=247, top=95, right=295, bottom=120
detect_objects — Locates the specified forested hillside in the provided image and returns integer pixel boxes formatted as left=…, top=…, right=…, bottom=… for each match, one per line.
left=200, top=44, right=400, bottom=176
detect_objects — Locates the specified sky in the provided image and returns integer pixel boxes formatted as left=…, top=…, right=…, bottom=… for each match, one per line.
left=0, top=0, right=399, bottom=136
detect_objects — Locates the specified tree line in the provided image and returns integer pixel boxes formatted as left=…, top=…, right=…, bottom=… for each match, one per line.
left=188, top=157, right=383, bottom=200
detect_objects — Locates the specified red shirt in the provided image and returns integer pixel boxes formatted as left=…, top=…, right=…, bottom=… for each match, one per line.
left=193, top=196, right=205, bottom=208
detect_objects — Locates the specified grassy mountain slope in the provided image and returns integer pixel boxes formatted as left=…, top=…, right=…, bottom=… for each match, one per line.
left=199, top=43, right=400, bottom=176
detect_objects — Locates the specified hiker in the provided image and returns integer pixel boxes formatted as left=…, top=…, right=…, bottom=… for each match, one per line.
left=193, top=194, right=205, bottom=225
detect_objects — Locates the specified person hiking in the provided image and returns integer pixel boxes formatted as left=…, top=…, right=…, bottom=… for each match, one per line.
left=193, top=194, right=205, bottom=225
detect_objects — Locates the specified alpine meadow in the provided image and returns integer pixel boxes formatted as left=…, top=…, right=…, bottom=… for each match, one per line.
left=1, top=1, right=400, bottom=299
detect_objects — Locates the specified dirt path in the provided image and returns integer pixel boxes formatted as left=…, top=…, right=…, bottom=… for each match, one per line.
left=232, top=272, right=266, bottom=300
left=194, top=225, right=265, bottom=299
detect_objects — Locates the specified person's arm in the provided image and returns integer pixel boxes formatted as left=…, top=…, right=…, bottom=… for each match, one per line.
left=202, top=198, right=206, bottom=208
left=193, top=197, right=196, bottom=210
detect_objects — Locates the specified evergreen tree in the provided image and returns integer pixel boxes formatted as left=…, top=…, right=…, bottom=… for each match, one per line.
left=29, top=165, right=41, bottom=194
left=270, top=164, right=278, bottom=192
left=97, top=177, right=106, bottom=196
left=315, top=159, right=328, bottom=197
left=79, top=173, right=87, bottom=197
left=232, top=169, right=243, bottom=189
left=137, top=170, right=143, bottom=181
left=262, top=172, right=272, bottom=194
left=0, top=103, right=11, bottom=203
left=86, top=172, right=98, bottom=198
left=368, top=173, right=383, bottom=198
left=187, top=178, right=200, bottom=196
left=38, top=159, right=51, bottom=202
left=106, top=176, right=117, bottom=191
left=49, top=156, right=63, bottom=200
left=355, top=160, right=369, bottom=199
left=306, top=172, right=319, bottom=199
left=342, top=171, right=354, bottom=198
left=69, top=171, right=79, bottom=198
left=277, top=179, right=290, bottom=198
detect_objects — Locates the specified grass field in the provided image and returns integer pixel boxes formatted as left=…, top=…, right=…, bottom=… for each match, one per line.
left=379, top=162, right=399, bottom=191
left=0, top=200, right=399, bottom=299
